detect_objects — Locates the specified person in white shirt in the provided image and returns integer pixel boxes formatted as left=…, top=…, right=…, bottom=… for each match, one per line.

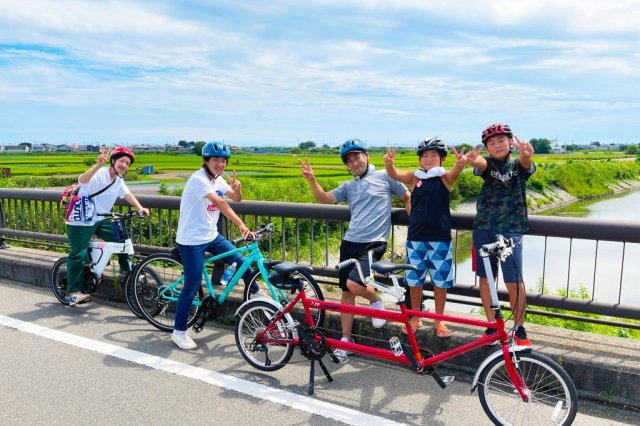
left=65, top=147, right=150, bottom=306
left=171, top=142, right=255, bottom=350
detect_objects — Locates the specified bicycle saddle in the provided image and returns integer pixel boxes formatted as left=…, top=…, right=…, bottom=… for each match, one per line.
left=273, top=261, right=313, bottom=276
left=370, top=261, right=417, bottom=275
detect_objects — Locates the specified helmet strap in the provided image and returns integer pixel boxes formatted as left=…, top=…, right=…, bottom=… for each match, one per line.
left=203, top=163, right=219, bottom=181
left=109, top=163, right=125, bottom=179
left=351, top=161, right=371, bottom=180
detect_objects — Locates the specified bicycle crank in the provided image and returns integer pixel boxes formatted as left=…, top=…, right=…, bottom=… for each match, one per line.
left=192, top=295, right=221, bottom=333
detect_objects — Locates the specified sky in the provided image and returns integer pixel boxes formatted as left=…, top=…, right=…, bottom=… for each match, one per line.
left=0, top=0, right=639, bottom=147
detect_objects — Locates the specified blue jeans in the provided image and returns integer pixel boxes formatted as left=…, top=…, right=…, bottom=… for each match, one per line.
left=174, top=234, right=255, bottom=331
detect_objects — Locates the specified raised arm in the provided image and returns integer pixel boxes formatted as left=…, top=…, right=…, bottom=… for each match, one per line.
left=298, top=158, right=337, bottom=204
left=442, top=147, right=467, bottom=190
left=78, top=147, right=110, bottom=184
left=466, top=146, right=487, bottom=172
left=513, top=135, right=534, bottom=169
left=384, top=147, right=417, bottom=186
left=223, top=171, right=242, bottom=202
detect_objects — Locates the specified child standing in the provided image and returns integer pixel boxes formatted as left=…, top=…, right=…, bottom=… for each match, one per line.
left=384, top=138, right=466, bottom=337
left=466, top=123, right=535, bottom=346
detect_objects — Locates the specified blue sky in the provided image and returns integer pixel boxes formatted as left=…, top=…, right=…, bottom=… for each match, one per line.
left=0, top=0, right=638, bottom=147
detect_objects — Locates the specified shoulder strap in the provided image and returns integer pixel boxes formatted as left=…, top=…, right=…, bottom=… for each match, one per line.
left=87, top=176, right=119, bottom=200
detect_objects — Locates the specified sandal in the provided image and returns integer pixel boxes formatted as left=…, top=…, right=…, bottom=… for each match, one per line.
left=434, top=324, right=452, bottom=339
left=401, top=319, right=422, bottom=334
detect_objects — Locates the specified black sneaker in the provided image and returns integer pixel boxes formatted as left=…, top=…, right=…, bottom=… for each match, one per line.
left=513, top=326, right=533, bottom=347
left=482, top=328, right=499, bottom=346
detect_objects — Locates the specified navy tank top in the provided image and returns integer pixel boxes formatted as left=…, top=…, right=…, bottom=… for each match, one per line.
left=407, top=177, right=452, bottom=241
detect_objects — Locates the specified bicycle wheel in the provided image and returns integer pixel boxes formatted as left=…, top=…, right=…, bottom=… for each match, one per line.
left=124, top=271, right=145, bottom=319
left=51, top=257, right=70, bottom=305
left=477, top=351, right=578, bottom=426
left=132, top=253, right=203, bottom=332
left=244, top=269, right=325, bottom=328
left=235, top=300, right=295, bottom=371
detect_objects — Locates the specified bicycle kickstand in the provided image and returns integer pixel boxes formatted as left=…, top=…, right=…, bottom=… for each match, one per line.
left=307, top=359, right=333, bottom=396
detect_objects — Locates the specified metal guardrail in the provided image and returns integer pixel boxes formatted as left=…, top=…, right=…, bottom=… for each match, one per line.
left=1, top=188, right=639, bottom=329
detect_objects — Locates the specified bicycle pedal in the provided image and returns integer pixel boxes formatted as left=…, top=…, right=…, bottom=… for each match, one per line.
left=389, top=336, right=403, bottom=357
left=441, top=376, right=455, bottom=385
left=192, top=324, right=203, bottom=333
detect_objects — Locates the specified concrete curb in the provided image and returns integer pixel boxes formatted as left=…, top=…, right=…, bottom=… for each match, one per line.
left=1, top=246, right=638, bottom=409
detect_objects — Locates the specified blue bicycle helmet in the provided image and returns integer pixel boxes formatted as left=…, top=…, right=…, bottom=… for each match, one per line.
left=339, top=139, right=367, bottom=163
left=202, top=141, right=231, bottom=159
left=417, top=137, right=447, bottom=158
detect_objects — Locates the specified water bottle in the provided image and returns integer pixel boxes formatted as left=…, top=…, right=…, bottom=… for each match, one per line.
left=220, top=262, right=237, bottom=287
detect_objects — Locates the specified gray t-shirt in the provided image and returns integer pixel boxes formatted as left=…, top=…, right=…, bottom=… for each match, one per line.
left=331, top=166, right=407, bottom=243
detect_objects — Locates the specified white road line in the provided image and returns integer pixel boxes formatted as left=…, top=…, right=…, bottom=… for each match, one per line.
left=0, top=314, right=405, bottom=426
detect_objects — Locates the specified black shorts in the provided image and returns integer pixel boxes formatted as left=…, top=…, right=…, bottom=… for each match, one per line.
left=338, top=240, right=387, bottom=291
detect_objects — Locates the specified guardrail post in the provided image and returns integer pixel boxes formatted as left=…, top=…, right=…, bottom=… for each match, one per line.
left=0, top=198, right=10, bottom=249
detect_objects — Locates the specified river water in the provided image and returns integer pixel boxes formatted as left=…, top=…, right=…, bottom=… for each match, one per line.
left=452, top=191, right=640, bottom=308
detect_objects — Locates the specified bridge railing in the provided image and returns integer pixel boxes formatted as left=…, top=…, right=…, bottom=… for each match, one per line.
left=1, top=188, right=639, bottom=329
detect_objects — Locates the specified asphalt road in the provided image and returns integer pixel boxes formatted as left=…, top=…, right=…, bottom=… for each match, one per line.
left=0, top=279, right=637, bottom=425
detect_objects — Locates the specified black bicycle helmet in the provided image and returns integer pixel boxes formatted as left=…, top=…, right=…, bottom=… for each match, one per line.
left=416, top=137, right=447, bottom=158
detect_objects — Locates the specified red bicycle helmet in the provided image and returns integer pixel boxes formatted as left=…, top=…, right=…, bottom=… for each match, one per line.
left=110, top=147, right=135, bottom=164
left=482, top=123, right=512, bottom=145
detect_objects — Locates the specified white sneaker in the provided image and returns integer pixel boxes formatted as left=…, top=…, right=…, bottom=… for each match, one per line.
left=251, top=288, right=267, bottom=297
left=67, top=292, right=89, bottom=306
left=333, top=337, right=352, bottom=362
left=370, top=299, right=386, bottom=328
left=171, top=330, right=197, bottom=350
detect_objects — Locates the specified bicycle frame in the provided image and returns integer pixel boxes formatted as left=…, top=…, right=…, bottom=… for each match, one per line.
left=87, top=213, right=136, bottom=277
left=255, top=237, right=529, bottom=399
left=158, top=226, right=287, bottom=306
left=198, top=241, right=287, bottom=305
left=88, top=239, right=134, bottom=277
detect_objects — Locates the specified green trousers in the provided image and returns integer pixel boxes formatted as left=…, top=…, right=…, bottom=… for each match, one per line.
left=65, top=219, right=130, bottom=293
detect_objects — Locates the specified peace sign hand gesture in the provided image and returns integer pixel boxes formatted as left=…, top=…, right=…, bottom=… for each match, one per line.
left=384, top=146, right=397, bottom=167
left=451, top=146, right=467, bottom=166
left=224, top=170, right=241, bottom=192
left=512, top=135, right=534, bottom=159
left=466, top=146, right=483, bottom=165
left=98, top=146, right=111, bottom=167
left=298, top=158, right=316, bottom=182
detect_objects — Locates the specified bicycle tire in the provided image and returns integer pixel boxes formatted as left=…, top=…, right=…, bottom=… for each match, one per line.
left=243, top=268, right=325, bottom=328
left=124, top=271, right=145, bottom=319
left=132, top=253, right=203, bottom=332
left=51, top=257, right=71, bottom=305
left=477, top=351, right=578, bottom=426
left=235, top=300, right=295, bottom=371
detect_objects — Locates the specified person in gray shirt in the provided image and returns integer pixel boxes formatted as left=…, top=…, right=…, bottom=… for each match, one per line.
left=300, top=139, right=410, bottom=359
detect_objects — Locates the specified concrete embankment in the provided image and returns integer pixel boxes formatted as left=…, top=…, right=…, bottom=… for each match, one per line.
left=1, top=245, right=638, bottom=409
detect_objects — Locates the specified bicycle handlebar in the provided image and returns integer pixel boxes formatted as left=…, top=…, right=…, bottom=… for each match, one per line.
left=479, top=234, right=513, bottom=262
left=232, top=223, right=275, bottom=245
left=97, top=210, right=144, bottom=220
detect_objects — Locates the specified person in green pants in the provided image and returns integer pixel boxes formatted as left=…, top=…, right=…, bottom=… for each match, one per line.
left=65, top=146, right=149, bottom=306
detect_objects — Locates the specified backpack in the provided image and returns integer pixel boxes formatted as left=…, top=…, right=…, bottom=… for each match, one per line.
left=61, top=183, right=81, bottom=210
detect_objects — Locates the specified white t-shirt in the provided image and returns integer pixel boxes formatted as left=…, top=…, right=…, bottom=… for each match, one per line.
left=176, top=168, right=231, bottom=246
left=66, top=167, right=130, bottom=227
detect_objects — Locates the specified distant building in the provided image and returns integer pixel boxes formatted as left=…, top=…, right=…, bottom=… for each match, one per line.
left=3, top=145, right=29, bottom=153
